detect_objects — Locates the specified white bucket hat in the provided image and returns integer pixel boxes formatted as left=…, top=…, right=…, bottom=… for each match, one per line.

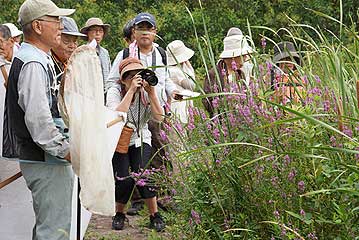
left=219, top=34, right=253, bottom=59
left=166, top=40, right=194, bottom=66
left=3, top=23, right=23, bottom=37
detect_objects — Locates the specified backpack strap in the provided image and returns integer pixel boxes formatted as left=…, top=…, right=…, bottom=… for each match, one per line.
left=123, top=46, right=167, bottom=65
left=122, top=47, right=130, bottom=59
left=157, top=46, right=167, bottom=65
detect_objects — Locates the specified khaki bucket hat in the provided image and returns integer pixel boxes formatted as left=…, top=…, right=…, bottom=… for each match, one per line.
left=80, top=18, right=110, bottom=37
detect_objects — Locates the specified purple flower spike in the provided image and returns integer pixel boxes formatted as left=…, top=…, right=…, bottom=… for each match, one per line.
left=298, top=180, right=305, bottom=192
left=231, top=59, right=238, bottom=71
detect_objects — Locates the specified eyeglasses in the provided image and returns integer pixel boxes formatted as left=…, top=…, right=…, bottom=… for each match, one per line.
left=88, top=28, right=104, bottom=33
left=135, top=27, right=156, bottom=32
left=37, top=18, right=63, bottom=27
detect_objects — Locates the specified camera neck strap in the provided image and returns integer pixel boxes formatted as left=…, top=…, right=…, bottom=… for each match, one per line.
left=129, top=91, right=142, bottom=138
left=138, top=46, right=157, bottom=67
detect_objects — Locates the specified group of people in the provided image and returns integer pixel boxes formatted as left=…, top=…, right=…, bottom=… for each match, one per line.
left=0, top=0, right=305, bottom=239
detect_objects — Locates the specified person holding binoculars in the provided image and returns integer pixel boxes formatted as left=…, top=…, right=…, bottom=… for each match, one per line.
left=106, top=57, right=165, bottom=232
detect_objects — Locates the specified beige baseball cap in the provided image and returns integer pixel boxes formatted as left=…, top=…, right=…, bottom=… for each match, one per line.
left=18, top=0, right=75, bottom=26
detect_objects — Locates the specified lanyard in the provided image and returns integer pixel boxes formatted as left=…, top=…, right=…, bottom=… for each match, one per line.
left=138, top=47, right=156, bottom=68
left=129, top=93, right=142, bottom=138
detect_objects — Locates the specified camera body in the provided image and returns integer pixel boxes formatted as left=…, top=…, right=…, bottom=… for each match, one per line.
left=139, top=69, right=158, bottom=86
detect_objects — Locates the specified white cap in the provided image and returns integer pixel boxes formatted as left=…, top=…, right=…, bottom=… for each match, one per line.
left=3, top=23, right=23, bottom=37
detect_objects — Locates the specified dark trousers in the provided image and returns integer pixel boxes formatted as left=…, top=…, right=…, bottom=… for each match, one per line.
left=112, top=143, right=156, bottom=204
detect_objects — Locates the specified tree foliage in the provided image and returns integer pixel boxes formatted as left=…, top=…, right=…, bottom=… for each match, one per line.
left=0, top=0, right=358, bottom=67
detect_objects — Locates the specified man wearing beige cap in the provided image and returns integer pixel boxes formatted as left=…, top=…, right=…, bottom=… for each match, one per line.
left=81, top=17, right=111, bottom=94
left=3, top=0, right=75, bottom=239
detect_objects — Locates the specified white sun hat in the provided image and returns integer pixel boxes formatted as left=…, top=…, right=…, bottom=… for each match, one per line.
left=3, top=23, right=23, bottom=37
left=166, top=40, right=194, bottom=66
left=219, top=34, right=254, bottom=59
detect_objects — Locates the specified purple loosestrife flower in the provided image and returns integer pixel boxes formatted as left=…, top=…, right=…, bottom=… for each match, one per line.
left=259, top=64, right=264, bottom=75
left=288, top=169, right=296, bottom=182
left=323, top=100, right=330, bottom=112
left=229, top=113, right=236, bottom=126
left=187, top=122, right=195, bottom=131
left=136, top=178, right=146, bottom=187
left=188, top=106, right=194, bottom=118
left=215, top=159, right=221, bottom=165
left=206, top=123, right=212, bottom=131
left=163, top=122, right=172, bottom=131
left=242, top=106, right=251, bottom=118
left=261, top=37, right=267, bottom=48
left=200, top=110, right=207, bottom=121
left=314, top=75, right=321, bottom=83
left=213, top=117, right=220, bottom=125
left=303, top=75, right=308, bottom=85
left=213, top=128, right=220, bottom=140
left=273, top=210, right=280, bottom=219
left=191, top=210, right=201, bottom=224
left=308, top=87, right=322, bottom=96
left=222, top=125, right=228, bottom=137
left=159, top=130, right=168, bottom=142
left=231, top=82, right=239, bottom=93
left=271, top=176, right=279, bottom=186
left=307, top=233, right=318, bottom=240
left=231, top=59, right=238, bottom=71
left=343, top=126, right=353, bottom=138
left=174, top=121, right=184, bottom=134
left=330, top=136, right=336, bottom=147
left=300, top=209, right=305, bottom=216
left=213, top=84, right=219, bottom=93
left=221, top=68, right=226, bottom=77
left=212, top=97, right=220, bottom=109
left=298, top=181, right=305, bottom=192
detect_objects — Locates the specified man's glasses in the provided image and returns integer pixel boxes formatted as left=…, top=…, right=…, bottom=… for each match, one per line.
left=135, top=27, right=156, bottom=32
left=37, top=18, right=63, bottom=27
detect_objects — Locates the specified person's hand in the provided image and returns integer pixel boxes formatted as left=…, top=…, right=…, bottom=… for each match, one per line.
left=128, top=75, right=142, bottom=94
left=142, top=79, right=156, bottom=96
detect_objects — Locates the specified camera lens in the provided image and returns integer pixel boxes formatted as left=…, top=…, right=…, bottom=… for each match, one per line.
left=140, top=69, right=158, bottom=86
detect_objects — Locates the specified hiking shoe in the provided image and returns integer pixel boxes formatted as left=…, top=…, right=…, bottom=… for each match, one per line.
left=127, top=201, right=144, bottom=216
left=112, top=212, right=127, bottom=230
left=150, top=212, right=166, bottom=232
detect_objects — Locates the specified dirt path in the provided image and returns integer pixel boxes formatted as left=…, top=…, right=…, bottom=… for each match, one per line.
left=84, top=214, right=171, bottom=240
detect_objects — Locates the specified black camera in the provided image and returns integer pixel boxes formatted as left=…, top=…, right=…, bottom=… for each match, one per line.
left=139, top=69, right=158, bottom=86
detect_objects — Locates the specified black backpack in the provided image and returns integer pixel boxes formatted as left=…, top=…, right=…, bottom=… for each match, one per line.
left=122, top=46, right=167, bottom=65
